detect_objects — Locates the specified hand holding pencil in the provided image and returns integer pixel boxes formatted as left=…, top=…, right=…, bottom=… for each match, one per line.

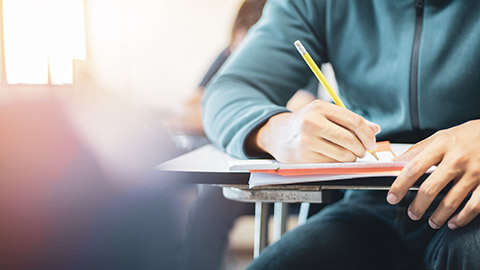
left=247, top=41, right=380, bottom=163
left=294, top=40, right=381, bottom=160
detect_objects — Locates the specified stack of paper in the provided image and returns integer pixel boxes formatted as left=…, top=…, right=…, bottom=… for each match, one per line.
left=229, top=142, right=431, bottom=188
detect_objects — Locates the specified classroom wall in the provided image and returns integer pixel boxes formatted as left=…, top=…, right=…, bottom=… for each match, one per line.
left=84, top=0, right=244, bottom=110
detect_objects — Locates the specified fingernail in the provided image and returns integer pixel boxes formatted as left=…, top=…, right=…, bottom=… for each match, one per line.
left=429, top=219, right=440, bottom=229
left=386, top=193, right=398, bottom=204
left=448, top=222, right=458, bottom=230
left=408, top=210, right=419, bottom=221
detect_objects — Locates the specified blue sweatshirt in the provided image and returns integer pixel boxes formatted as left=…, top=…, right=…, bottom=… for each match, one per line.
left=203, top=0, right=480, bottom=159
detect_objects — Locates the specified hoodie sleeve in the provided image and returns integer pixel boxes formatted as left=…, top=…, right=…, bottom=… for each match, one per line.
left=202, top=0, right=326, bottom=158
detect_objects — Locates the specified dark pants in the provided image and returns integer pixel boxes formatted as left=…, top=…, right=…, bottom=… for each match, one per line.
left=248, top=190, right=480, bottom=270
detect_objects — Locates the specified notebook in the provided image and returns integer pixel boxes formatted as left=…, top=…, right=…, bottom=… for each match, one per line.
left=229, top=142, right=435, bottom=187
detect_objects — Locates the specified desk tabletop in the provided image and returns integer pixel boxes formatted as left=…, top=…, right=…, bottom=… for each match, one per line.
left=158, top=144, right=233, bottom=173
left=157, top=143, right=413, bottom=172
left=157, top=144, right=250, bottom=184
left=156, top=143, right=424, bottom=186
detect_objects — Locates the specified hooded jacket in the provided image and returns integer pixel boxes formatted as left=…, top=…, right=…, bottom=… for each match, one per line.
left=203, top=0, right=480, bottom=158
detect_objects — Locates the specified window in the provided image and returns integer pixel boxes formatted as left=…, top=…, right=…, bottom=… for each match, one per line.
left=2, top=0, right=86, bottom=85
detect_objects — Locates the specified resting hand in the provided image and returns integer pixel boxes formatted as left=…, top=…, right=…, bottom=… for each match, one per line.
left=250, top=99, right=380, bottom=163
left=387, top=120, right=480, bottom=230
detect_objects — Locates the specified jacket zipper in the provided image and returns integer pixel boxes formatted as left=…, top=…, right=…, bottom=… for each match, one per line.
left=409, top=0, right=424, bottom=130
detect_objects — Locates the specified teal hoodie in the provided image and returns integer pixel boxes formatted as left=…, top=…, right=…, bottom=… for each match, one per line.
left=203, top=0, right=480, bottom=159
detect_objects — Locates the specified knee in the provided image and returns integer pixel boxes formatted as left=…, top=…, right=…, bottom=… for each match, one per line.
left=425, top=219, right=480, bottom=269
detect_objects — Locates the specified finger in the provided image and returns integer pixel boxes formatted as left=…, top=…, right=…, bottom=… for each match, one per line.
left=365, top=120, right=381, bottom=135
left=300, top=150, right=338, bottom=163
left=407, top=160, right=460, bottom=221
left=323, top=106, right=377, bottom=151
left=448, top=185, right=480, bottom=230
left=310, top=138, right=357, bottom=162
left=387, top=143, right=444, bottom=205
left=317, top=120, right=367, bottom=158
left=428, top=177, right=475, bottom=229
left=394, top=135, right=436, bottom=162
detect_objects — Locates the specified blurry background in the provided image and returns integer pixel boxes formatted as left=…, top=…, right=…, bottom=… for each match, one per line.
left=86, top=0, right=245, bottom=109
left=0, top=0, right=243, bottom=109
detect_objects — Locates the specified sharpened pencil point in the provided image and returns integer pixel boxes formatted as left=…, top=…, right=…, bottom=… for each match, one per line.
left=369, top=151, right=379, bottom=160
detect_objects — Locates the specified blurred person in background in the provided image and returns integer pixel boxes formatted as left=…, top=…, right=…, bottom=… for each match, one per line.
left=179, top=1, right=268, bottom=268
left=167, top=0, right=269, bottom=136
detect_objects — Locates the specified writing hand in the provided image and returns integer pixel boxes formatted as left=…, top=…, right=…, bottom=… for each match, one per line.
left=250, top=100, right=380, bottom=163
left=387, top=120, right=480, bottom=230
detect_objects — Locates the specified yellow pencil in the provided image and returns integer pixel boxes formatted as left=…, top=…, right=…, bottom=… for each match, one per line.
left=294, top=40, right=378, bottom=160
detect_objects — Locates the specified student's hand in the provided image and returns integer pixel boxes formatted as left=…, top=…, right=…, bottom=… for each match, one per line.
left=250, top=100, right=380, bottom=163
left=387, top=120, right=480, bottom=230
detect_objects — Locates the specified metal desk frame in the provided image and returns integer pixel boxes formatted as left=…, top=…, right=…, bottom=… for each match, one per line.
left=221, top=184, right=400, bottom=257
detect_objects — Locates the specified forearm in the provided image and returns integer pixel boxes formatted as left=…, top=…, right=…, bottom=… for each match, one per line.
left=203, top=78, right=289, bottom=158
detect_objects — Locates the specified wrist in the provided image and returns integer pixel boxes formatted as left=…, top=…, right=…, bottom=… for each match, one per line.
left=256, top=112, right=292, bottom=155
left=245, top=112, right=292, bottom=157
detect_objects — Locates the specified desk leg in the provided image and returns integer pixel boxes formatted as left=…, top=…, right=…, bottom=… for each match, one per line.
left=254, top=202, right=268, bottom=258
left=298, top=202, right=310, bottom=225
left=273, top=202, right=288, bottom=242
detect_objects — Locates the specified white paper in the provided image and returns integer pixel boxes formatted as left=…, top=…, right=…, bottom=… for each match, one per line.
left=249, top=172, right=401, bottom=188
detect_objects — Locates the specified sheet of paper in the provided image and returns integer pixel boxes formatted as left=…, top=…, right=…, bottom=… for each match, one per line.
left=249, top=172, right=401, bottom=188
left=249, top=165, right=436, bottom=188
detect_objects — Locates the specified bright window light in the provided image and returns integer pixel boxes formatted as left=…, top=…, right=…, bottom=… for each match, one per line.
left=2, top=0, right=86, bottom=85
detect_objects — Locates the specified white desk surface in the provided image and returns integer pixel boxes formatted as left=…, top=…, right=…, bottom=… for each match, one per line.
left=156, top=143, right=413, bottom=173
left=157, top=144, right=236, bottom=173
